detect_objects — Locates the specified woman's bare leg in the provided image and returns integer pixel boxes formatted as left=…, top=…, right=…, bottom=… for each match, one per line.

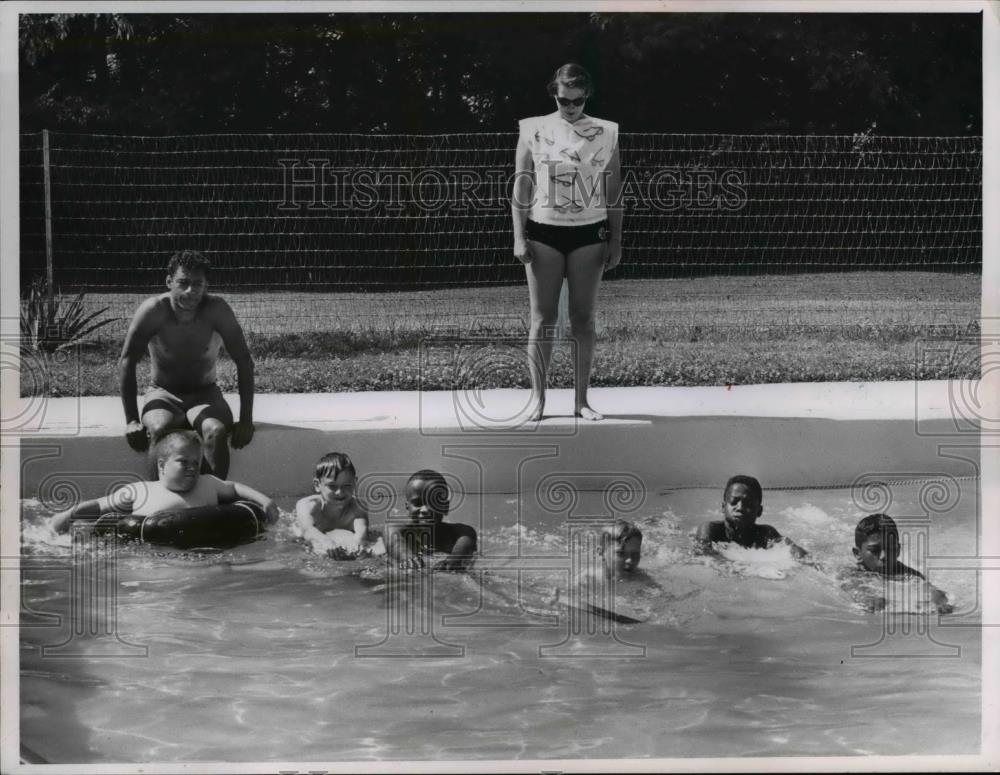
left=565, top=242, right=607, bottom=420
left=524, top=241, right=566, bottom=420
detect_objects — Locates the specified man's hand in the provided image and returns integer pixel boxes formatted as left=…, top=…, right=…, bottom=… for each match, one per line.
left=125, top=420, right=149, bottom=452
left=231, top=420, right=255, bottom=449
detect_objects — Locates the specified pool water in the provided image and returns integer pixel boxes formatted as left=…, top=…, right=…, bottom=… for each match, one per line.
left=20, top=480, right=981, bottom=762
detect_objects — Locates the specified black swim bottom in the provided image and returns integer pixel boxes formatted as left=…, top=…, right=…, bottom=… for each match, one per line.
left=141, top=383, right=233, bottom=428
left=525, top=219, right=609, bottom=256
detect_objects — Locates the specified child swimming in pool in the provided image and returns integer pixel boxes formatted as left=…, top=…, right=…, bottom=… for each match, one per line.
left=574, top=519, right=642, bottom=586
left=49, top=430, right=278, bottom=533
left=840, top=513, right=952, bottom=614
left=600, top=519, right=644, bottom=576
left=694, top=475, right=809, bottom=559
left=384, top=469, right=477, bottom=571
left=295, top=452, right=384, bottom=558
left=566, top=519, right=644, bottom=586
left=551, top=520, right=649, bottom=623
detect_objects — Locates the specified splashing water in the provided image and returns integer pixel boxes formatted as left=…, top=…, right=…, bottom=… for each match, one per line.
left=17, top=483, right=981, bottom=762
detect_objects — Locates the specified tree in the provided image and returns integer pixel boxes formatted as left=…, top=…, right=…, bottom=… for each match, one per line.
left=19, top=12, right=981, bottom=135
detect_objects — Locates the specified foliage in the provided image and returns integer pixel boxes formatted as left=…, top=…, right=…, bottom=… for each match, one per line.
left=19, top=12, right=980, bottom=135
left=33, top=331, right=978, bottom=397
left=20, top=278, right=115, bottom=353
left=23, top=272, right=978, bottom=395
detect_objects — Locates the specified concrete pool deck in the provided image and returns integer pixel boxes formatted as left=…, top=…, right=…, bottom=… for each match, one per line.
left=16, top=382, right=982, bottom=500
left=15, top=380, right=972, bottom=435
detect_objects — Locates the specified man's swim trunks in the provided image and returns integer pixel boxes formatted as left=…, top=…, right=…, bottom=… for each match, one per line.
left=141, top=383, right=234, bottom=427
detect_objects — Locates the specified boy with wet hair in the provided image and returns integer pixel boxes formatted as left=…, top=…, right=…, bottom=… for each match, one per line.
left=385, top=469, right=477, bottom=571
left=845, top=513, right=952, bottom=613
left=576, top=519, right=642, bottom=599
left=571, top=519, right=644, bottom=589
left=50, top=429, right=277, bottom=533
left=694, top=475, right=808, bottom=559
left=295, top=452, right=384, bottom=558
left=601, top=519, right=643, bottom=575
left=553, top=519, right=648, bottom=625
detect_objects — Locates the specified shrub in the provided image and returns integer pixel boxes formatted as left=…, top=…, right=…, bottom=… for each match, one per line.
left=20, top=278, right=115, bottom=353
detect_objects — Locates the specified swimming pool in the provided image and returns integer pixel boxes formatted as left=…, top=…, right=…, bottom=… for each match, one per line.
left=16, top=385, right=986, bottom=764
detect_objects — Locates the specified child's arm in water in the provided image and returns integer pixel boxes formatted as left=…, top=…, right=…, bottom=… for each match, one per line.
left=322, top=501, right=370, bottom=557
left=837, top=571, right=888, bottom=613
left=900, top=564, right=954, bottom=614
left=349, top=500, right=370, bottom=547
left=776, top=535, right=816, bottom=566
left=432, top=523, right=478, bottom=572
left=915, top=578, right=953, bottom=613
left=51, top=498, right=104, bottom=534
left=50, top=485, right=137, bottom=534
left=758, top=525, right=807, bottom=559
left=760, top=525, right=820, bottom=569
left=386, top=522, right=477, bottom=571
left=926, top=582, right=954, bottom=614
left=385, top=524, right=425, bottom=570
left=219, top=479, right=279, bottom=524
left=692, top=522, right=725, bottom=558
left=295, top=497, right=334, bottom=553
left=838, top=566, right=953, bottom=614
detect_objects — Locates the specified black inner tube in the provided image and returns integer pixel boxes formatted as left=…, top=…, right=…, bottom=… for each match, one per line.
left=93, top=501, right=266, bottom=550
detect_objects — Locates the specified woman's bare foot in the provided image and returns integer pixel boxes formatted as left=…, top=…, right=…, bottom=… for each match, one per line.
left=575, top=404, right=604, bottom=421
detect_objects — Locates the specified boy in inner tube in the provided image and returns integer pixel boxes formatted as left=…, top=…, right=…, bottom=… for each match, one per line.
left=50, top=430, right=278, bottom=533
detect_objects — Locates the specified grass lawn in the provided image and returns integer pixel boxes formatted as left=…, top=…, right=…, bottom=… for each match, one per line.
left=24, top=272, right=980, bottom=396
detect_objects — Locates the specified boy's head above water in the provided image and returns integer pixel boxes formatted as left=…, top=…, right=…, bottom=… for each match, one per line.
left=154, top=430, right=203, bottom=492
left=601, top=519, right=643, bottom=573
left=721, top=475, right=763, bottom=538
left=405, top=470, right=450, bottom=524
left=313, top=452, right=357, bottom=504
left=853, top=513, right=901, bottom=573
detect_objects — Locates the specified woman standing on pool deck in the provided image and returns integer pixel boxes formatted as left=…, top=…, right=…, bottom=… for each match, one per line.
left=512, top=63, right=623, bottom=421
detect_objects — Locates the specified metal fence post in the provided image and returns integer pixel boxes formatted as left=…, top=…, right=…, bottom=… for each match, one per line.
left=42, top=129, right=54, bottom=302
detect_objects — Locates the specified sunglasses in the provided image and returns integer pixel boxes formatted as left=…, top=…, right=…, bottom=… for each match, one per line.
left=555, top=96, right=587, bottom=107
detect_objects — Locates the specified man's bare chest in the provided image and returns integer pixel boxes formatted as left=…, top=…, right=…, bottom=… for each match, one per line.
left=150, top=322, right=222, bottom=360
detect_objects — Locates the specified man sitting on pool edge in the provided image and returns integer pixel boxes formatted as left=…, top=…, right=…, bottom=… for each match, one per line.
left=119, top=249, right=255, bottom=479
left=694, top=474, right=809, bottom=560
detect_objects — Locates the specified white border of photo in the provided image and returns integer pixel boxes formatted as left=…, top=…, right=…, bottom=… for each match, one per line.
left=1, top=1, right=996, bottom=773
